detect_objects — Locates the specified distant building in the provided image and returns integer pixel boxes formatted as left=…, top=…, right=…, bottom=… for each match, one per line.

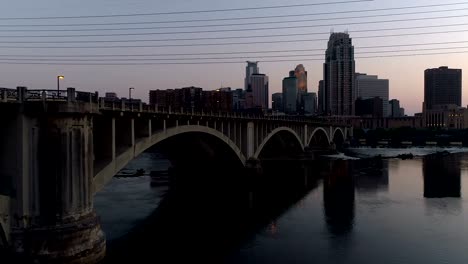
left=149, top=86, right=235, bottom=112
left=272, top=93, right=283, bottom=112
left=324, top=32, right=356, bottom=116
left=399, top=108, right=405, bottom=117
left=283, top=77, right=298, bottom=114
left=389, top=99, right=403, bottom=117
left=318, top=80, right=325, bottom=114
left=232, top=88, right=246, bottom=111
left=302, top=92, right=317, bottom=115
left=355, top=97, right=383, bottom=118
left=202, top=90, right=233, bottom=112
left=424, top=66, right=462, bottom=110
left=245, top=61, right=259, bottom=91
left=250, top=73, right=269, bottom=110
left=104, top=92, right=118, bottom=101
left=423, top=104, right=468, bottom=129
left=356, top=73, right=389, bottom=116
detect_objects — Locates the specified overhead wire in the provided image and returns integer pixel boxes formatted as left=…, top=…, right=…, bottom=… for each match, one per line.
left=3, top=14, right=468, bottom=38
left=0, top=22, right=468, bottom=43
left=2, top=6, right=468, bottom=32
left=0, top=0, right=372, bottom=20
left=2, top=29, right=468, bottom=48
left=0, top=1, right=466, bottom=27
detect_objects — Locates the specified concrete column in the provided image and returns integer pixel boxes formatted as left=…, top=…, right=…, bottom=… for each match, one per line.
left=227, top=122, right=231, bottom=139
left=304, top=124, right=308, bottom=146
left=221, top=122, right=224, bottom=134
left=234, top=122, right=237, bottom=146
left=247, top=122, right=255, bottom=159
left=239, top=122, right=242, bottom=152
left=163, top=119, right=167, bottom=133
left=112, top=118, right=116, bottom=161
left=131, top=118, right=135, bottom=147
left=148, top=119, right=152, bottom=138
left=11, top=115, right=105, bottom=263
left=176, top=120, right=179, bottom=127
left=214, top=121, right=217, bottom=130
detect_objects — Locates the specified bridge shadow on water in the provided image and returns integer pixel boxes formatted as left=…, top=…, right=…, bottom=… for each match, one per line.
left=103, top=159, right=328, bottom=263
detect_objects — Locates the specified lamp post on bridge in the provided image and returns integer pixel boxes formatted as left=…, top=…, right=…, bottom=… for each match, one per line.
left=57, top=75, right=64, bottom=98
left=129, top=87, right=135, bottom=110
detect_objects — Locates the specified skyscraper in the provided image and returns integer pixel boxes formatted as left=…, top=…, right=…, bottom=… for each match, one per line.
left=318, top=80, right=325, bottom=114
left=324, top=32, right=356, bottom=116
left=283, top=77, right=298, bottom=114
left=290, top=64, right=308, bottom=113
left=355, top=73, right=389, bottom=117
left=245, top=61, right=259, bottom=91
left=389, top=99, right=402, bottom=117
left=424, top=66, right=462, bottom=110
left=251, top=73, right=269, bottom=110
left=272, top=93, right=283, bottom=112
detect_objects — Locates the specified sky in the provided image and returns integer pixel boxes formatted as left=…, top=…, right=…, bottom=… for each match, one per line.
left=2, top=0, right=468, bottom=115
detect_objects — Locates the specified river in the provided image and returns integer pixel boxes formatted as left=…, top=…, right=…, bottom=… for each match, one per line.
left=92, top=148, right=468, bottom=263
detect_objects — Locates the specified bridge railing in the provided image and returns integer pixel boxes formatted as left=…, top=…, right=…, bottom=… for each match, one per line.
left=0, top=86, right=346, bottom=126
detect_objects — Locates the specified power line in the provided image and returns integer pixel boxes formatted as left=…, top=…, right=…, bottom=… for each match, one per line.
left=3, top=46, right=468, bottom=61
left=1, top=2, right=466, bottom=27
left=0, top=50, right=467, bottom=65
left=3, top=7, right=468, bottom=32
left=2, top=29, right=468, bottom=48
left=0, top=0, right=372, bottom=20
left=1, top=40, right=467, bottom=57
left=3, top=14, right=468, bottom=38
left=1, top=22, right=467, bottom=44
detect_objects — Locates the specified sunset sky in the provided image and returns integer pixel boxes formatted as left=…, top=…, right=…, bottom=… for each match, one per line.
left=2, top=0, right=468, bottom=115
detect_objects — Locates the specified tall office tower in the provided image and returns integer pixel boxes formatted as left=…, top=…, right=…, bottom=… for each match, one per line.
left=272, top=93, right=284, bottom=112
left=318, top=80, right=325, bottom=114
left=324, top=32, right=356, bottom=116
left=245, top=61, right=259, bottom=91
left=250, top=73, right=269, bottom=110
left=424, top=66, right=462, bottom=110
left=355, top=73, right=390, bottom=117
left=388, top=99, right=403, bottom=117
left=283, top=77, right=298, bottom=114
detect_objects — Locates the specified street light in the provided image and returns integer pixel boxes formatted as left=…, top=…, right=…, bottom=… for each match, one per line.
left=57, top=75, right=64, bottom=98
left=129, top=87, right=135, bottom=102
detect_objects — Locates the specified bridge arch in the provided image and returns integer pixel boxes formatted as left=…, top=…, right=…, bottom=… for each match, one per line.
left=332, top=128, right=345, bottom=147
left=253, top=127, right=304, bottom=159
left=0, top=221, right=6, bottom=248
left=93, top=125, right=246, bottom=194
left=308, top=127, right=331, bottom=147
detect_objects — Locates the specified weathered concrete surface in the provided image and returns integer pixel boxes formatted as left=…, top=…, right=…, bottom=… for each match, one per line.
left=0, top=195, right=9, bottom=246
left=11, top=212, right=105, bottom=264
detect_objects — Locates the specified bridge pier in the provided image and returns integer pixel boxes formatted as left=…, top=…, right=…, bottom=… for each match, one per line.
left=8, top=114, right=105, bottom=263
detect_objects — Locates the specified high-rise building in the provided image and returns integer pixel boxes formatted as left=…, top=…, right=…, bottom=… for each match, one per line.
left=355, top=73, right=389, bottom=117
left=355, top=97, right=384, bottom=118
left=324, top=32, right=356, bottom=116
left=272, top=93, right=283, bottom=112
left=318, top=80, right=325, bottom=114
left=389, top=99, right=403, bottom=117
left=302, top=92, right=317, bottom=115
left=245, top=61, right=259, bottom=91
left=289, top=64, right=308, bottom=113
left=232, top=88, right=246, bottom=111
left=250, top=73, right=269, bottom=110
left=424, top=66, right=462, bottom=110
left=283, top=77, right=298, bottom=114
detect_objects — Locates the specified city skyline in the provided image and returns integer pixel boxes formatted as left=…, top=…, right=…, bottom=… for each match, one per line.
left=2, top=0, right=468, bottom=115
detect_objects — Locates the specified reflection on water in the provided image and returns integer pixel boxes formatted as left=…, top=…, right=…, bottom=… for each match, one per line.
left=92, top=152, right=468, bottom=264
left=323, top=161, right=355, bottom=236
left=423, top=154, right=461, bottom=198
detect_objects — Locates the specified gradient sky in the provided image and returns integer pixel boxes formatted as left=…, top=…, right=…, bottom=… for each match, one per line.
left=2, top=0, right=468, bottom=115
